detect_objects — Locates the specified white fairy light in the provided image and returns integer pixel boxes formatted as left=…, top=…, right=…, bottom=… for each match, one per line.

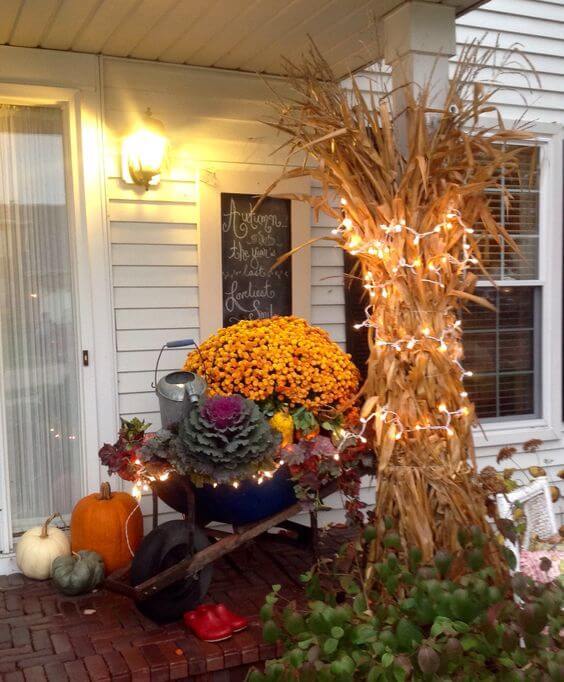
left=340, top=208, right=478, bottom=449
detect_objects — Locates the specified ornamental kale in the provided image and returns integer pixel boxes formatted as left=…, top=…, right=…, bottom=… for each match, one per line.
left=141, top=395, right=281, bottom=485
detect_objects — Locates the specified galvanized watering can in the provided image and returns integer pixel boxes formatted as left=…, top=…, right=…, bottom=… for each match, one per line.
left=152, top=338, right=207, bottom=428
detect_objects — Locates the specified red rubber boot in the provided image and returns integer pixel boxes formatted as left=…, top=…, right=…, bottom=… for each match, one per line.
left=183, top=608, right=233, bottom=642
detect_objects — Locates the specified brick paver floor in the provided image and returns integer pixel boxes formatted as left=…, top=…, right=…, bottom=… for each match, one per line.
left=0, top=527, right=351, bottom=681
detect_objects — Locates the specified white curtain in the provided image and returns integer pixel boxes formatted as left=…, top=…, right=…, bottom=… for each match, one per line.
left=0, top=105, right=82, bottom=532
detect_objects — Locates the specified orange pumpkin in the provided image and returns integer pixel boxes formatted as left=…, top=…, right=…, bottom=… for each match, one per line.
left=71, top=482, right=143, bottom=575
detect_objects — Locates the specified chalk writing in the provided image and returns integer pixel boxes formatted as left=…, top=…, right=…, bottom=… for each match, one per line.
left=221, top=193, right=292, bottom=326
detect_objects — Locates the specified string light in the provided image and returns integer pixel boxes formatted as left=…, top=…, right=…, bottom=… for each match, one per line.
left=332, top=207, right=480, bottom=454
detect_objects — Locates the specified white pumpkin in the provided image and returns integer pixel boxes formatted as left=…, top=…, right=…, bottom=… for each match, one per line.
left=16, top=512, right=71, bottom=580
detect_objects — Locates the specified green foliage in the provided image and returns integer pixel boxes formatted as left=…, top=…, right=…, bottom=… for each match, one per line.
left=248, top=528, right=564, bottom=681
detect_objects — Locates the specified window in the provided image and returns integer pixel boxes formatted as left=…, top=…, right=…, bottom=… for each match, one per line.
left=462, top=146, right=542, bottom=420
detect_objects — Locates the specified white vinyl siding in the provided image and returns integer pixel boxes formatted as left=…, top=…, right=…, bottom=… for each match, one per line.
left=455, top=0, right=564, bottom=125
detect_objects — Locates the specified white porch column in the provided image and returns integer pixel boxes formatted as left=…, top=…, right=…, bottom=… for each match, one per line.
left=381, top=1, right=457, bottom=144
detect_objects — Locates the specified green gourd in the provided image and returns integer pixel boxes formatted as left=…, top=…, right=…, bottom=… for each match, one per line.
left=51, top=550, right=105, bottom=596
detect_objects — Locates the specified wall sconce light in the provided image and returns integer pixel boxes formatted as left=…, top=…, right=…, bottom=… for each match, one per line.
left=122, top=108, right=168, bottom=190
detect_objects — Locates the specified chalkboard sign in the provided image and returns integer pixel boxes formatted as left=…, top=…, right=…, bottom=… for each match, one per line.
left=221, top=192, right=292, bottom=326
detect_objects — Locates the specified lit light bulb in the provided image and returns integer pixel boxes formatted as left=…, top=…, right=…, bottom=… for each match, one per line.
left=446, top=427, right=455, bottom=437
left=439, top=342, right=448, bottom=352
left=159, top=472, right=170, bottom=481
left=213, top=482, right=218, bottom=488
left=343, top=217, right=353, bottom=230
left=394, top=431, right=402, bottom=440
left=407, top=338, right=416, bottom=350
left=461, top=406, right=470, bottom=416
left=333, top=454, right=340, bottom=461
left=460, top=391, right=468, bottom=398
left=465, top=370, right=474, bottom=377
left=412, top=258, right=422, bottom=267
left=340, top=197, right=347, bottom=206
left=438, top=403, right=448, bottom=413
left=232, top=481, right=239, bottom=489
left=422, top=326, right=431, bottom=336
left=347, top=234, right=362, bottom=250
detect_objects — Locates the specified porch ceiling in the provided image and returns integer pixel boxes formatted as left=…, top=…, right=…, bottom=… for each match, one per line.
left=1, top=0, right=488, bottom=79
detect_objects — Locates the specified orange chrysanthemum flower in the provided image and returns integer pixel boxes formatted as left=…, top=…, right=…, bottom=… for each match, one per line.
left=183, top=316, right=360, bottom=415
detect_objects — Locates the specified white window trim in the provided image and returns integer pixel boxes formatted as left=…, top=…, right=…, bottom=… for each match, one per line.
left=0, top=51, right=116, bottom=562
left=472, top=125, right=563, bottom=448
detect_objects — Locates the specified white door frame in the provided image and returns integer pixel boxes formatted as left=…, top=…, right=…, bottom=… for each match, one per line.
left=0, top=74, right=116, bottom=562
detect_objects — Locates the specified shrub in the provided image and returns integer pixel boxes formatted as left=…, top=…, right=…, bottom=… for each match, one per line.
left=250, top=525, right=563, bottom=681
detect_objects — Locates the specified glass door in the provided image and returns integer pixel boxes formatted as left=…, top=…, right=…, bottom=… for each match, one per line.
left=0, top=104, right=82, bottom=539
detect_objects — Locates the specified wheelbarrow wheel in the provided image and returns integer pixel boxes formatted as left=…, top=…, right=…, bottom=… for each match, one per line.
left=130, top=520, right=213, bottom=623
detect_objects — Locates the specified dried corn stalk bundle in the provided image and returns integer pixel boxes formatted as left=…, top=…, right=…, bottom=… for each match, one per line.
left=266, top=40, right=537, bottom=575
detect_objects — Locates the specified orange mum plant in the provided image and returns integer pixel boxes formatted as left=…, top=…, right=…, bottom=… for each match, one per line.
left=183, top=316, right=360, bottom=437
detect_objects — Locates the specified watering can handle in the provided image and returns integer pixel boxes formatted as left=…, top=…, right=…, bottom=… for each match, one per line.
left=153, top=339, right=196, bottom=390
left=165, top=338, right=195, bottom=348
